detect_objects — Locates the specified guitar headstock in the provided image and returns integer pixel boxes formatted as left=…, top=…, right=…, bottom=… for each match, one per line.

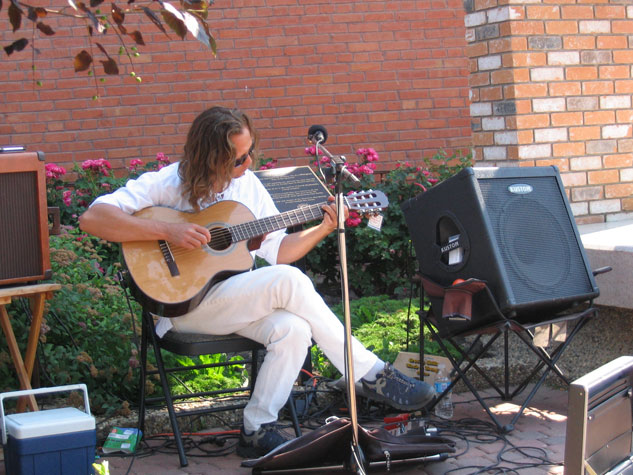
left=345, top=189, right=389, bottom=214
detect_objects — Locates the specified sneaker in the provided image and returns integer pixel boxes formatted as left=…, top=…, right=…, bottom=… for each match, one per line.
left=361, top=363, right=436, bottom=411
left=236, top=422, right=293, bottom=458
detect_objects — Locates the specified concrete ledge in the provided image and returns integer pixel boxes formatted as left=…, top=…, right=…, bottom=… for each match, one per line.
left=579, top=219, right=633, bottom=310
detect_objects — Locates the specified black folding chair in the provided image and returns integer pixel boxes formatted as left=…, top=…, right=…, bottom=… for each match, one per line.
left=137, top=306, right=302, bottom=467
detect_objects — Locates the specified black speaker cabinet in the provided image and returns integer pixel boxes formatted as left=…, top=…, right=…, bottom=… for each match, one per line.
left=0, top=151, right=52, bottom=286
left=402, top=166, right=599, bottom=325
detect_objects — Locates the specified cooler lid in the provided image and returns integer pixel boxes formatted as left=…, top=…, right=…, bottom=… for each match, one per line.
left=5, top=407, right=95, bottom=439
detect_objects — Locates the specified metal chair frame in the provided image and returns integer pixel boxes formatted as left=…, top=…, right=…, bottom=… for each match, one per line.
left=421, top=283, right=600, bottom=433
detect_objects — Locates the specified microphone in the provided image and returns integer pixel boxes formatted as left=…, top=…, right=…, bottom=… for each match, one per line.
left=307, top=124, right=360, bottom=185
left=307, top=125, right=328, bottom=144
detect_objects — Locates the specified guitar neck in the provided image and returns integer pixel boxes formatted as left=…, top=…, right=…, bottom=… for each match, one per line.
left=228, top=201, right=329, bottom=242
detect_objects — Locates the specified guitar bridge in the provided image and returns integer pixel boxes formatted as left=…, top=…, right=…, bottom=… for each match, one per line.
left=159, top=240, right=180, bottom=277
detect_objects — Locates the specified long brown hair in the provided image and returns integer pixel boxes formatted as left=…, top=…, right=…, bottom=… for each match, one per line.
left=179, top=106, right=257, bottom=210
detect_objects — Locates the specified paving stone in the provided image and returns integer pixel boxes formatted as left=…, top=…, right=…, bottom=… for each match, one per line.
left=0, top=385, right=575, bottom=475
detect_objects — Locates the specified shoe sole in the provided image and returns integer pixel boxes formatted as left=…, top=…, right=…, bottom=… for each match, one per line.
left=236, top=444, right=265, bottom=459
left=365, top=390, right=436, bottom=411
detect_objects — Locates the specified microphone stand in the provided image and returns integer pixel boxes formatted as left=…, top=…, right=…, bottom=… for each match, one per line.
left=314, top=139, right=366, bottom=474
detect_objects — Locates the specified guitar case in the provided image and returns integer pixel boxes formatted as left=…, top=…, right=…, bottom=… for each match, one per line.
left=241, top=417, right=455, bottom=473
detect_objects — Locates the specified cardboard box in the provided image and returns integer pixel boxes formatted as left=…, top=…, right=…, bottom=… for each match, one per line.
left=1, top=385, right=95, bottom=475
left=393, top=351, right=452, bottom=388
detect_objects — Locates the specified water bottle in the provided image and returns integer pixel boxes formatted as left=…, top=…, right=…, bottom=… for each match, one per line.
left=434, top=370, right=453, bottom=419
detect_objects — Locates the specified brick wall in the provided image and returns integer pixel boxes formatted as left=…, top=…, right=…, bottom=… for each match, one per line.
left=0, top=0, right=471, bottom=177
left=466, top=0, right=633, bottom=224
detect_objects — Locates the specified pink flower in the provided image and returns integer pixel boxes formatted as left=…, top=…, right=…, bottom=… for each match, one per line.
left=128, top=159, right=143, bottom=171
left=259, top=159, right=278, bottom=170
left=62, top=190, right=72, bottom=206
left=428, top=178, right=439, bottom=185
left=414, top=183, right=427, bottom=192
left=82, top=158, right=112, bottom=176
left=305, top=146, right=316, bottom=156
left=346, top=210, right=362, bottom=227
left=45, top=163, right=66, bottom=180
left=156, top=152, right=170, bottom=163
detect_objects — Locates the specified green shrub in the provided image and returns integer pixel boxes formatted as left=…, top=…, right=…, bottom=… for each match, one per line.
left=310, top=295, right=458, bottom=380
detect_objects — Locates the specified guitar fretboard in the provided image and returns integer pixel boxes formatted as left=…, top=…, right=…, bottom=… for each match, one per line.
left=229, top=202, right=328, bottom=242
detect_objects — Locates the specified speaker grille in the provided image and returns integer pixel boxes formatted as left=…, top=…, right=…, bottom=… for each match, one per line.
left=478, top=176, right=594, bottom=307
left=0, top=171, right=43, bottom=281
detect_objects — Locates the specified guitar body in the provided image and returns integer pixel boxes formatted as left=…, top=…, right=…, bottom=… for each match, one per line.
left=120, top=189, right=388, bottom=317
left=122, top=201, right=256, bottom=317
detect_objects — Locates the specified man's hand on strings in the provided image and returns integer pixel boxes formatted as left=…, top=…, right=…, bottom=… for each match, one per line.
left=165, top=222, right=211, bottom=249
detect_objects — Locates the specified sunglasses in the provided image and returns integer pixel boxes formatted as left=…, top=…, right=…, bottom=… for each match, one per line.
left=235, top=144, right=255, bottom=168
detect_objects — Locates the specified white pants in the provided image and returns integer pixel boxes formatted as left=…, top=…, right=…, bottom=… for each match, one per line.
left=170, top=264, right=378, bottom=432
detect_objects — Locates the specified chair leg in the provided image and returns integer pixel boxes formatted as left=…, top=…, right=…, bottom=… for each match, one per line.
left=286, top=396, right=302, bottom=437
left=146, top=313, right=189, bottom=467
left=137, top=314, right=149, bottom=437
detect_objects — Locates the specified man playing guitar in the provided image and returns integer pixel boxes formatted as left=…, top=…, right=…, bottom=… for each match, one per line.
left=79, top=106, right=435, bottom=458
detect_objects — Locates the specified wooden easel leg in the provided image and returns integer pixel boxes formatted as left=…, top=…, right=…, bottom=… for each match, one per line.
left=0, top=305, right=38, bottom=411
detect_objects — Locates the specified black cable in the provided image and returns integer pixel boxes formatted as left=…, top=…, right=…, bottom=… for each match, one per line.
left=432, top=416, right=561, bottom=474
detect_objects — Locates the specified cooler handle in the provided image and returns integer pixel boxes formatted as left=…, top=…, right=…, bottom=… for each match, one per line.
left=1, top=384, right=90, bottom=445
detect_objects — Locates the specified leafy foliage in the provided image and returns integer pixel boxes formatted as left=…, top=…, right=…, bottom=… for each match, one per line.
left=310, top=295, right=459, bottom=380
left=2, top=0, right=217, bottom=95
left=46, top=154, right=170, bottom=229
left=0, top=229, right=141, bottom=416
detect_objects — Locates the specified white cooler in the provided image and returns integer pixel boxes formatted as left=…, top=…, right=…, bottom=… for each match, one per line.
left=1, top=384, right=96, bottom=475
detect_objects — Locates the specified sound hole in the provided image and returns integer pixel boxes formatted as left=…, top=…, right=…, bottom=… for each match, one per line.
left=499, top=198, right=571, bottom=294
left=207, top=227, right=233, bottom=251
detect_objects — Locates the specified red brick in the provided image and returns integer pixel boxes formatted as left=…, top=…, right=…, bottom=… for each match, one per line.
left=612, top=21, right=633, bottom=34
left=613, top=50, right=633, bottom=63
left=564, top=36, right=596, bottom=50
left=554, top=141, right=586, bottom=157
left=552, top=112, right=583, bottom=126
left=588, top=169, right=620, bottom=185
left=595, top=6, right=626, bottom=19
left=561, top=5, right=595, bottom=19
left=516, top=114, right=551, bottom=129
left=597, top=36, right=628, bottom=49
left=546, top=21, right=579, bottom=35
left=570, top=126, right=601, bottom=141
left=567, top=66, right=598, bottom=80
left=585, top=111, right=616, bottom=125
left=600, top=65, right=631, bottom=79
left=510, top=83, right=549, bottom=98
left=549, top=82, right=582, bottom=96
left=505, top=21, right=545, bottom=36
left=616, top=110, right=633, bottom=123
left=604, top=153, right=633, bottom=167
left=583, top=81, right=614, bottom=95
left=527, top=6, right=560, bottom=20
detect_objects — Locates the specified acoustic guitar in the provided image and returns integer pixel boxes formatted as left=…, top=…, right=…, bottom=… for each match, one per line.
left=122, top=190, right=389, bottom=317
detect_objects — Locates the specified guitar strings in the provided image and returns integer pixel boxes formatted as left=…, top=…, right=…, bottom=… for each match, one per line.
left=164, top=194, right=383, bottom=258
